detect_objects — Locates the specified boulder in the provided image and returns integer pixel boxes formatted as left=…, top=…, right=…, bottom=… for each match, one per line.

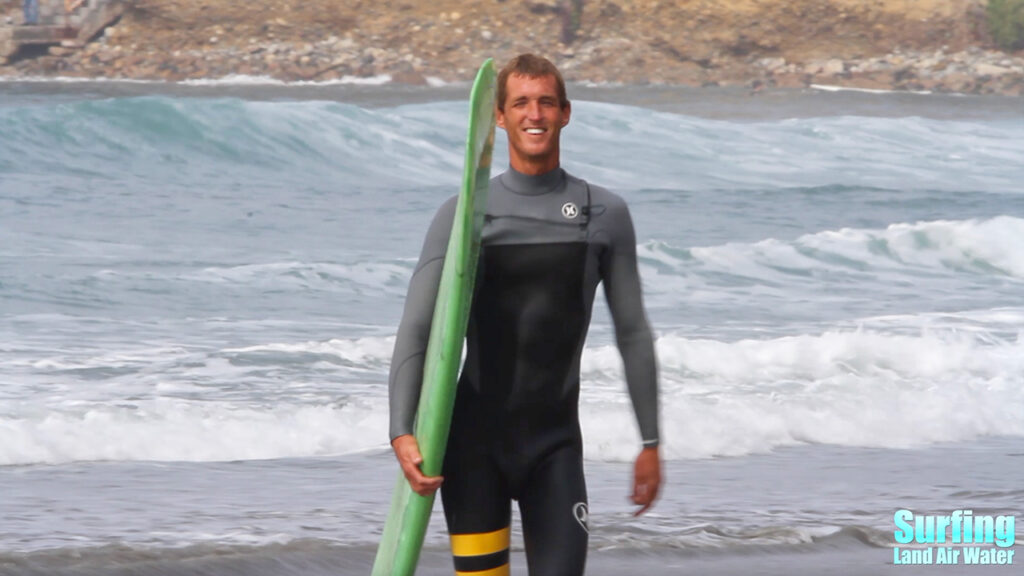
left=0, top=27, right=14, bottom=65
left=822, top=58, right=845, bottom=75
left=974, top=63, right=1010, bottom=77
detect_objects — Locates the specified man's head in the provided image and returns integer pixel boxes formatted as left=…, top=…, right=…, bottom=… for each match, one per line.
left=495, top=54, right=571, bottom=175
left=497, top=53, right=569, bottom=112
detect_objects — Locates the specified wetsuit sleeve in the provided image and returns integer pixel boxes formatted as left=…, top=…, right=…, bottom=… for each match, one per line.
left=600, top=197, right=660, bottom=447
left=388, top=196, right=458, bottom=441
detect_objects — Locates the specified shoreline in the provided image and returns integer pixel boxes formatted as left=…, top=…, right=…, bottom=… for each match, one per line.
left=2, top=0, right=1023, bottom=96
left=3, top=43, right=1023, bottom=97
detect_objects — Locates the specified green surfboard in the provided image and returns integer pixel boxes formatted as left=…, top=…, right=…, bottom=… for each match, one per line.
left=371, top=58, right=497, bottom=576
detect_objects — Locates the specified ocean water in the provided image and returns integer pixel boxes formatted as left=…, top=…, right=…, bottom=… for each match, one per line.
left=1, top=79, right=1023, bottom=575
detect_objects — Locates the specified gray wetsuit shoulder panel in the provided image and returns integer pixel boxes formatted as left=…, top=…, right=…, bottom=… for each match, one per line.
left=388, top=167, right=659, bottom=448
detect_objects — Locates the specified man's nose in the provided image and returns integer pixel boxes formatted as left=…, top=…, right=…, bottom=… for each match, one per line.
left=526, top=100, right=542, bottom=120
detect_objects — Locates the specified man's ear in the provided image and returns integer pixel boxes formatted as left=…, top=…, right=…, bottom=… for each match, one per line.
left=562, top=101, right=572, bottom=126
left=496, top=106, right=506, bottom=130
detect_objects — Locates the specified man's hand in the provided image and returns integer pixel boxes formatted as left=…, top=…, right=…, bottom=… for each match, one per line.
left=391, top=434, right=444, bottom=497
left=631, top=446, right=661, bottom=516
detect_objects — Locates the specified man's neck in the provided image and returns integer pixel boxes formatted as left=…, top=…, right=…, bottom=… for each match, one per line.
left=509, top=156, right=560, bottom=176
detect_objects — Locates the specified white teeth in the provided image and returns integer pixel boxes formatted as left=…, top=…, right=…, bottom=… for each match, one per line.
left=525, top=128, right=545, bottom=134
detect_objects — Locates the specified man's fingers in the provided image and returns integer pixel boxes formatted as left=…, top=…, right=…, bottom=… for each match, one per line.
left=405, top=468, right=443, bottom=496
left=631, top=447, right=662, bottom=516
left=391, top=434, right=443, bottom=496
left=631, top=481, right=658, bottom=516
left=633, top=501, right=654, bottom=516
left=631, top=480, right=657, bottom=503
left=417, top=475, right=444, bottom=495
left=630, top=485, right=655, bottom=512
left=632, top=480, right=659, bottom=502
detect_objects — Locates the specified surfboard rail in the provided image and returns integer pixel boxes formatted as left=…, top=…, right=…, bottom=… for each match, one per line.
left=371, top=58, right=497, bottom=576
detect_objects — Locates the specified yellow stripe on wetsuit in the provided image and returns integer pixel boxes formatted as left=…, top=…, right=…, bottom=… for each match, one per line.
left=451, top=526, right=511, bottom=575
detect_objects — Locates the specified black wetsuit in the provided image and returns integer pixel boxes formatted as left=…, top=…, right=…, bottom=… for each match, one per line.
left=389, top=167, right=659, bottom=576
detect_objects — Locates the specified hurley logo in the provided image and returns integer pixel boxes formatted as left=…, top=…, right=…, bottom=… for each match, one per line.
left=573, top=502, right=589, bottom=533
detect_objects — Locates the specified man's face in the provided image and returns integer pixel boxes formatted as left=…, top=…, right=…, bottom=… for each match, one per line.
left=496, top=73, right=571, bottom=174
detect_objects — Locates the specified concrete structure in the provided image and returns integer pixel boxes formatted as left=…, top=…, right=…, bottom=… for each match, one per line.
left=2, top=0, right=126, bottom=64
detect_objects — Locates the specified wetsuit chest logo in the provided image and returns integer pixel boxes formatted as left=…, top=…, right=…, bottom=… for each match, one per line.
left=561, top=202, right=579, bottom=220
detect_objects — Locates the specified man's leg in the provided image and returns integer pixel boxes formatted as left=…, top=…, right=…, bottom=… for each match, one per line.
left=518, top=446, right=588, bottom=576
left=442, top=448, right=512, bottom=576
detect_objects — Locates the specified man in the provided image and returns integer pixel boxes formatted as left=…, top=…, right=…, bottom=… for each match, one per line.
left=389, top=53, right=661, bottom=576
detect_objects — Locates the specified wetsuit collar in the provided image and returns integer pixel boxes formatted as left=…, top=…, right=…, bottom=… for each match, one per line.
left=500, top=166, right=566, bottom=196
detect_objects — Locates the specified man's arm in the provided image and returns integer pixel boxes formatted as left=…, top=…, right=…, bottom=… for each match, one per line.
left=387, top=196, right=457, bottom=495
left=599, top=194, right=662, bottom=514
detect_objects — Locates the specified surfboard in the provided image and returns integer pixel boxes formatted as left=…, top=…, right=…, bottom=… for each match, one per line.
left=371, top=58, right=497, bottom=576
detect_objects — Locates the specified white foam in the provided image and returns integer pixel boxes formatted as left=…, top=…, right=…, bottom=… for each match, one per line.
left=0, top=398, right=389, bottom=466
left=811, top=83, right=933, bottom=96
left=225, top=336, right=395, bottom=366
left=3, top=325, right=1022, bottom=465
left=179, top=74, right=288, bottom=87
left=801, top=216, right=1024, bottom=277
left=649, top=216, right=1024, bottom=280
left=187, top=260, right=412, bottom=293
left=180, top=74, right=394, bottom=87
left=0, top=75, right=168, bottom=84
left=581, top=327, right=1024, bottom=461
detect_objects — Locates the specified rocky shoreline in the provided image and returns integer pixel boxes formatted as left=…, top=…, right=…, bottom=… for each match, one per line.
left=754, top=47, right=1024, bottom=95
left=1, top=0, right=1023, bottom=95
left=10, top=37, right=1023, bottom=96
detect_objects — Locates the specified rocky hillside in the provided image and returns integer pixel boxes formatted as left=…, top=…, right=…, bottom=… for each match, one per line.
left=2, top=0, right=1023, bottom=94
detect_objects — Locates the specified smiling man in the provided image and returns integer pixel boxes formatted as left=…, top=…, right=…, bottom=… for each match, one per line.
left=389, top=53, right=661, bottom=576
